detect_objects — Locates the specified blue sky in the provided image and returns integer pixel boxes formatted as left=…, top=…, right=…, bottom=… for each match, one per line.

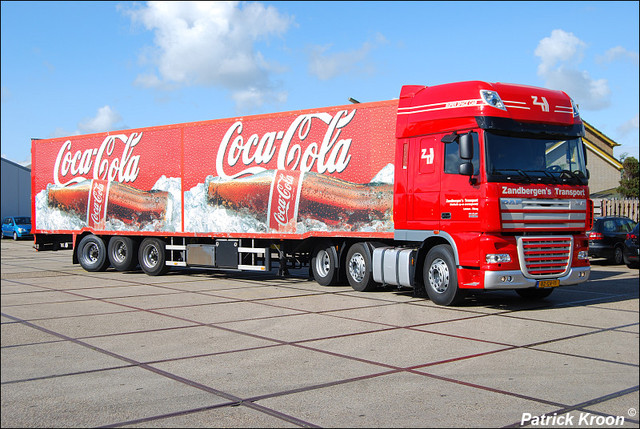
left=2, top=1, right=638, bottom=166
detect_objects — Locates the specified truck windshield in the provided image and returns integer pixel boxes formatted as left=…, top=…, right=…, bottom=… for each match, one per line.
left=485, top=131, right=588, bottom=185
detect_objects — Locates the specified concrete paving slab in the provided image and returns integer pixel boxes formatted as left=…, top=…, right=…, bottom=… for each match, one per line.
left=83, top=324, right=279, bottom=363
left=155, top=300, right=305, bottom=324
left=28, top=309, right=198, bottom=338
left=419, top=347, right=639, bottom=406
left=256, top=371, right=558, bottom=428
left=149, top=343, right=388, bottom=399
left=417, top=313, right=597, bottom=347
left=304, top=328, right=509, bottom=368
left=531, top=329, right=639, bottom=365
left=218, top=312, right=390, bottom=343
left=0, top=366, right=229, bottom=428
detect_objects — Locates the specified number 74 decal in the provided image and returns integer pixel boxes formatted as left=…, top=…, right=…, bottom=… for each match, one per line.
left=421, top=147, right=434, bottom=164
left=532, top=95, right=550, bottom=112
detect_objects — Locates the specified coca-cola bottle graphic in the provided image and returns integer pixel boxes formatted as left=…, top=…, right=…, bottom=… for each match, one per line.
left=206, top=170, right=392, bottom=233
left=47, top=179, right=169, bottom=230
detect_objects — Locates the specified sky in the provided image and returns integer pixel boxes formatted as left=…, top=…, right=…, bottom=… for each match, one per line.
left=1, top=1, right=638, bottom=166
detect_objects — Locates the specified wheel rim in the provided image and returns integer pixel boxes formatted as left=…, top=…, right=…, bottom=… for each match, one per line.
left=348, top=252, right=366, bottom=283
left=428, top=258, right=450, bottom=293
left=316, top=249, right=330, bottom=278
left=112, top=241, right=127, bottom=263
left=142, top=244, right=159, bottom=268
left=83, top=242, right=100, bottom=263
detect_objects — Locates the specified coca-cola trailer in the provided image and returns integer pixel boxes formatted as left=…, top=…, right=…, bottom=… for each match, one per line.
left=32, top=80, right=592, bottom=305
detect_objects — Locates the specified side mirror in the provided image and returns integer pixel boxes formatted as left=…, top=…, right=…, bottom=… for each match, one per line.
left=459, top=133, right=473, bottom=160
left=459, top=162, right=474, bottom=176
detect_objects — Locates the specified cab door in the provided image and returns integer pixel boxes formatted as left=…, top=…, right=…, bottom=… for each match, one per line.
left=408, top=135, right=442, bottom=231
left=439, top=132, right=482, bottom=265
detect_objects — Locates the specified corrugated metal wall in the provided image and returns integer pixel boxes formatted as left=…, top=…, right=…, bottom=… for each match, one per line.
left=1, top=158, right=31, bottom=220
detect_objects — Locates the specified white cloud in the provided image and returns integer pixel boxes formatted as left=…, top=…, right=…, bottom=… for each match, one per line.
left=618, top=113, right=639, bottom=136
left=307, top=33, right=387, bottom=81
left=78, top=106, right=122, bottom=133
left=597, top=46, right=639, bottom=65
left=124, top=1, right=293, bottom=111
left=534, top=29, right=610, bottom=111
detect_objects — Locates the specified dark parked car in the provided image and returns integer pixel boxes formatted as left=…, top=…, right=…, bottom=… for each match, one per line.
left=623, top=222, right=639, bottom=269
left=1, top=216, right=32, bottom=240
left=588, top=216, right=636, bottom=264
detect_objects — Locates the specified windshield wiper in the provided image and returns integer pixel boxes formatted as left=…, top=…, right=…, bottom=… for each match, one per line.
left=491, top=168, right=533, bottom=183
left=559, top=169, right=583, bottom=185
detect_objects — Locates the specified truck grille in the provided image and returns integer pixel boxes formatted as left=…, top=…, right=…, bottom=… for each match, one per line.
left=517, top=236, right=573, bottom=278
left=500, top=198, right=587, bottom=231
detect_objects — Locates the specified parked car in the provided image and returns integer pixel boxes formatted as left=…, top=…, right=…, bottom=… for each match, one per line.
left=623, top=222, right=639, bottom=269
left=588, top=216, right=636, bottom=264
left=1, top=216, right=32, bottom=240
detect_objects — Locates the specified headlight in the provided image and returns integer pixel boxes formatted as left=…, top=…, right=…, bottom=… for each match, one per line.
left=480, top=90, right=506, bottom=111
left=486, top=254, right=511, bottom=264
left=578, top=250, right=589, bottom=260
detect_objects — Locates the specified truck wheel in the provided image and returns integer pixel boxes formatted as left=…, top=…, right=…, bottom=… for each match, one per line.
left=346, top=242, right=377, bottom=292
left=77, top=235, right=110, bottom=272
left=423, top=245, right=466, bottom=306
left=108, top=236, right=138, bottom=271
left=516, top=288, right=554, bottom=300
left=311, top=243, right=339, bottom=286
left=139, top=237, right=168, bottom=276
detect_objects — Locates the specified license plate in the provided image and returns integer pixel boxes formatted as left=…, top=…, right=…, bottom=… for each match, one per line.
left=537, top=279, right=560, bottom=288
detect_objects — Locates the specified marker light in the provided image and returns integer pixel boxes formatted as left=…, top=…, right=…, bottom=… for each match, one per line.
left=486, top=254, right=511, bottom=264
left=480, top=90, right=506, bottom=111
left=570, top=98, right=580, bottom=117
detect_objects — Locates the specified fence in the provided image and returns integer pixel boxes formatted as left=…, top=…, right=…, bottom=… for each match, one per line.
left=592, top=198, right=640, bottom=222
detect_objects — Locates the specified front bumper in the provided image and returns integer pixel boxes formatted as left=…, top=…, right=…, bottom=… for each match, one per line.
left=484, top=266, right=590, bottom=290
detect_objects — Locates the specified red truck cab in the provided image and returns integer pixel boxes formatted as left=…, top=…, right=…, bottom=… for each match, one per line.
left=389, top=81, right=591, bottom=305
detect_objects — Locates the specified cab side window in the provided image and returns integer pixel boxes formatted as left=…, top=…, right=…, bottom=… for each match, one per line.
left=444, top=133, right=480, bottom=175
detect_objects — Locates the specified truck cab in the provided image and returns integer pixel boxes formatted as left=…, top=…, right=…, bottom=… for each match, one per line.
left=388, top=81, right=591, bottom=305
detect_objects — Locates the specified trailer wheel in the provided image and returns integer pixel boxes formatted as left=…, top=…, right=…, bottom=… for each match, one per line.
left=139, top=237, right=168, bottom=276
left=516, top=288, right=554, bottom=300
left=423, top=244, right=466, bottom=306
left=346, top=242, right=377, bottom=292
left=311, top=243, right=339, bottom=286
left=77, top=235, right=110, bottom=272
left=108, top=236, right=139, bottom=271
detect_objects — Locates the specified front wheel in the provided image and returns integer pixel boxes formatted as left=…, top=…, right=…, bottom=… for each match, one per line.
left=138, top=237, right=169, bottom=276
left=423, top=245, right=466, bottom=306
left=77, top=235, right=110, bottom=272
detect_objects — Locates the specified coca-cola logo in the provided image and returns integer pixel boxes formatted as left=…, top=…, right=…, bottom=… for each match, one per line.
left=273, top=173, right=294, bottom=226
left=53, top=133, right=142, bottom=186
left=90, top=182, right=105, bottom=225
left=216, top=110, right=356, bottom=180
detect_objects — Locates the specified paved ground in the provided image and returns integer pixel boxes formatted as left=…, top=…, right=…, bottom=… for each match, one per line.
left=1, top=238, right=638, bottom=428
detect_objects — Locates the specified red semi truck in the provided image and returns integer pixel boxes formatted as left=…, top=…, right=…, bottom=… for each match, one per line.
left=32, top=80, right=592, bottom=305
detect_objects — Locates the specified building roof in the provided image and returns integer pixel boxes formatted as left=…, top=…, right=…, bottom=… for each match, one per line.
left=582, top=121, right=623, bottom=170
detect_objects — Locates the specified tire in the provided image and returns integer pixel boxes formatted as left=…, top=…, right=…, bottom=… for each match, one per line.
left=138, top=237, right=168, bottom=276
left=108, top=236, right=139, bottom=271
left=611, top=245, right=624, bottom=265
left=77, top=235, right=110, bottom=272
left=311, top=242, right=339, bottom=286
left=346, top=242, right=377, bottom=292
left=13, top=232, right=18, bottom=241
left=423, top=244, right=466, bottom=306
left=516, top=288, right=554, bottom=300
